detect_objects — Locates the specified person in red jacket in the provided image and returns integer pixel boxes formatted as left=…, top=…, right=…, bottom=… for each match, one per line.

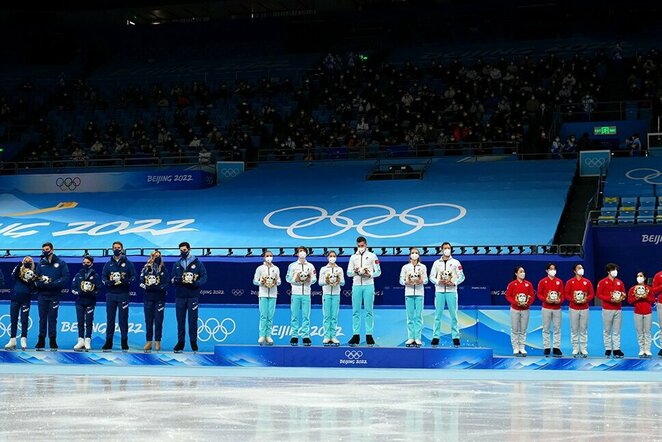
left=628, top=271, right=656, bottom=358
left=652, top=266, right=662, bottom=357
left=505, top=266, right=535, bottom=357
left=596, top=263, right=626, bottom=358
left=565, top=264, right=594, bottom=358
left=537, top=263, right=565, bottom=357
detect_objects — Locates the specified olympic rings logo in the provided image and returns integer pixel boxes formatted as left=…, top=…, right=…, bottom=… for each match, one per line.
left=197, top=317, right=236, bottom=342
left=263, top=204, right=467, bottom=239
left=231, top=289, right=244, bottom=296
left=0, top=314, right=33, bottom=338
left=584, top=158, right=607, bottom=168
left=56, top=176, right=82, bottom=191
left=653, top=321, right=661, bottom=350
left=625, top=168, right=662, bottom=185
left=344, top=350, right=364, bottom=359
left=220, top=168, right=242, bottom=178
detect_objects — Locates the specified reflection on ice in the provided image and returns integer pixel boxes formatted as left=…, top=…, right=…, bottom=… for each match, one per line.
left=0, top=375, right=661, bottom=440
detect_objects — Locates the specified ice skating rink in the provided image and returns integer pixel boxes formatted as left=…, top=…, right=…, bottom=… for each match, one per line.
left=1, top=363, right=661, bottom=441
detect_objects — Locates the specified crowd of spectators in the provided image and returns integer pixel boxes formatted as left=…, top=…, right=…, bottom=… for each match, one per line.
left=0, top=44, right=660, bottom=169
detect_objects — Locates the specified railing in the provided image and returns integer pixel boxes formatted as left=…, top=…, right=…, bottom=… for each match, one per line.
left=0, top=244, right=584, bottom=259
left=0, top=155, right=207, bottom=175
left=255, top=141, right=520, bottom=163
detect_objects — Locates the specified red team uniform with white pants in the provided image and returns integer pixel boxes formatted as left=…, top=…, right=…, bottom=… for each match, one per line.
left=628, top=283, right=655, bottom=357
left=537, top=276, right=564, bottom=354
left=505, top=279, right=535, bottom=356
left=596, top=276, right=626, bottom=355
left=653, top=272, right=662, bottom=355
left=564, top=276, right=594, bottom=356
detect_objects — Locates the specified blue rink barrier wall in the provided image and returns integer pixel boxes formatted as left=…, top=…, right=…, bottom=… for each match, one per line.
left=1, top=302, right=659, bottom=357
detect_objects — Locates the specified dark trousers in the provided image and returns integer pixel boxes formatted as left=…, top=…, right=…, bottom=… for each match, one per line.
left=75, top=300, right=96, bottom=339
left=38, top=296, right=59, bottom=338
left=175, top=297, right=198, bottom=343
left=10, top=299, right=31, bottom=338
left=144, top=300, right=165, bottom=341
left=105, top=295, right=129, bottom=341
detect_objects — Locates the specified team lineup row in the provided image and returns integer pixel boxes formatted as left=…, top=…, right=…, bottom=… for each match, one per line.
left=2, top=239, right=662, bottom=358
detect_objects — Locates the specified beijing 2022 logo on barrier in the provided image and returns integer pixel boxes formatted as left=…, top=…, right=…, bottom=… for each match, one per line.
left=0, top=314, right=33, bottom=338
left=197, top=317, right=236, bottom=343
left=263, top=204, right=467, bottom=239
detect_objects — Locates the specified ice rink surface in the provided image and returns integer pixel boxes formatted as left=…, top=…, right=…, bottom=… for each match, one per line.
left=1, top=363, right=662, bottom=441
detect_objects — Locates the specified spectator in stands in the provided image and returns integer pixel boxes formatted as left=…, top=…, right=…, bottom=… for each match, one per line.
left=630, top=133, right=642, bottom=156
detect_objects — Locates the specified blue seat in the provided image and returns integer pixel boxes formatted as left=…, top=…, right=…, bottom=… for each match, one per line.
left=600, top=208, right=617, bottom=217
left=602, top=196, right=619, bottom=208
left=598, top=215, right=616, bottom=225
left=637, top=214, right=654, bottom=224
left=638, top=196, right=657, bottom=210
left=620, top=197, right=638, bottom=210
left=618, top=212, right=636, bottom=224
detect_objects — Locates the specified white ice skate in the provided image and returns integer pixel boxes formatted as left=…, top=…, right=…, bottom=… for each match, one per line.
left=322, top=338, right=332, bottom=346
left=519, top=345, right=527, bottom=356
left=74, top=338, right=85, bottom=352
left=84, top=338, right=91, bottom=352
left=331, top=337, right=340, bottom=346
left=265, top=336, right=274, bottom=346
left=4, top=337, right=16, bottom=351
left=414, top=339, right=422, bottom=347
left=20, top=337, right=27, bottom=350
left=258, top=336, right=266, bottom=345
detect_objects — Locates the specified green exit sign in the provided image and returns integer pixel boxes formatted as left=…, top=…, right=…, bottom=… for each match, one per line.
left=594, top=126, right=617, bottom=136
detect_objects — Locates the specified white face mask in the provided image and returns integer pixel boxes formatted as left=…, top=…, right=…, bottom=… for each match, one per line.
left=576, top=268, right=584, bottom=276
left=442, top=249, right=451, bottom=257
left=609, top=270, right=618, bottom=278
left=264, top=256, right=273, bottom=263
left=357, top=246, right=366, bottom=254
left=328, top=257, right=336, bottom=264
left=298, top=251, right=307, bottom=259
left=637, top=276, right=645, bottom=284
left=410, top=253, right=419, bottom=260
left=547, top=269, right=556, bottom=277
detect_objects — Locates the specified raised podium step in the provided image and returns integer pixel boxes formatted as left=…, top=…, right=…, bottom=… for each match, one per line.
left=213, top=345, right=493, bottom=369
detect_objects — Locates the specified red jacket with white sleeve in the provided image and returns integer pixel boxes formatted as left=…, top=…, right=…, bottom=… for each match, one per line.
left=652, top=271, right=662, bottom=303
left=564, top=277, right=594, bottom=310
left=596, top=276, right=626, bottom=310
left=537, top=276, right=565, bottom=310
left=505, top=279, right=535, bottom=311
left=627, top=284, right=655, bottom=315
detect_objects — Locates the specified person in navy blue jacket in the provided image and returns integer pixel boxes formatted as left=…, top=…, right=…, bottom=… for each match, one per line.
left=140, top=250, right=169, bottom=353
left=101, top=241, right=136, bottom=352
left=71, top=255, right=102, bottom=352
left=34, top=242, right=70, bottom=351
left=171, top=242, right=207, bottom=353
left=4, top=256, right=37, bottom=351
